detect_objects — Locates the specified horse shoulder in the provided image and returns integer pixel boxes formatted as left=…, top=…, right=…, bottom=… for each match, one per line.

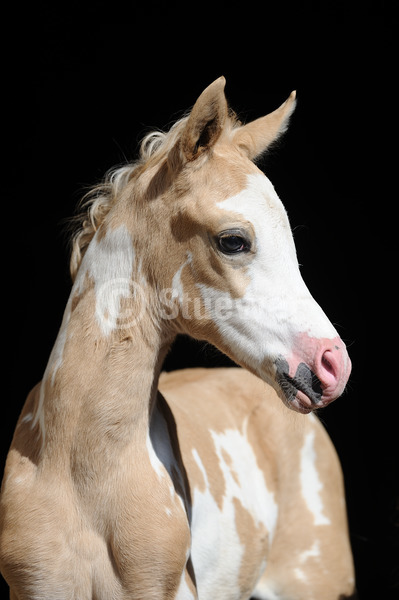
left=1, top=382, right=43, bottom=535
left=1, top=385, right=65, bottom=591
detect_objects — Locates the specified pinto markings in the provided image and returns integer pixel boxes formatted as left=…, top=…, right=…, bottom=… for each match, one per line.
left=300, top=431, right=331, bottom=526
left=190, top=447, right=245, bottom=599
left=211, top=423, right=278, bottom=540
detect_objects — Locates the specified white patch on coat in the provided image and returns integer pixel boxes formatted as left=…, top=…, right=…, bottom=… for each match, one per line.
left=251, top=579, right=280, bottom=600
left=251, top=540, right=321, bottom=599
left=190, top=425, right=278, bottom=598
left=293, top=567, right=307, bottom=582
left=210, top=422, right=278, bottom=542
left=171, top=252, right=193, bottom=307
left=299, top=540, right=320, bottom=563
left=76, top=225, right=136, bottom=336
left=300, top=431, right=330, bottom=525
left=190, top=449, right=244, bottom=599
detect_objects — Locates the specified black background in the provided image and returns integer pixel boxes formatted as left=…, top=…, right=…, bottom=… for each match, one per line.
left=3, top=2, right=398, bottom=598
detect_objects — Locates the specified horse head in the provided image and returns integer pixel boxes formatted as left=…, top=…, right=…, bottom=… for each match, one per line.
left=75, top=77, right=351, bottom=414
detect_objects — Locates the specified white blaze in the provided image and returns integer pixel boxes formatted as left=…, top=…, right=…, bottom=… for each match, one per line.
left=197, top=172, right=338, bottom=376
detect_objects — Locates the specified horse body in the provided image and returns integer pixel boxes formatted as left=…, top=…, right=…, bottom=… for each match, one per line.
left=0, top=78, right=355, bottom=599
left=161, top=368, right=354, bottom=600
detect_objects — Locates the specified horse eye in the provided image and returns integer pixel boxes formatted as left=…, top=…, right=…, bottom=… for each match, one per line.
left=217, top=234, right=250, bottom=254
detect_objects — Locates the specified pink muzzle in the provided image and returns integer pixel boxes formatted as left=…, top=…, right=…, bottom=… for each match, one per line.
left=276, top=333, right=352, bottom=413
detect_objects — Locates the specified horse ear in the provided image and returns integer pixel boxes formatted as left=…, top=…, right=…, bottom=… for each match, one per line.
left=233, top=91, right=296, bottom=160
left=178, top=76, right=228, bottom=162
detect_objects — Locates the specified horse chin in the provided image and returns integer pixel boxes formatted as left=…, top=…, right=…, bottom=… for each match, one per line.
left=285, top=391, right=315, bottom=414
left=265, top=377, right=311, bottom=413
left=253, top=364, right=313, bottom=414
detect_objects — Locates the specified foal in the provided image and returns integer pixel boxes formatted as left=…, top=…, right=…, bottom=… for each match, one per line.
left=0, top=78, right=355, bottom=599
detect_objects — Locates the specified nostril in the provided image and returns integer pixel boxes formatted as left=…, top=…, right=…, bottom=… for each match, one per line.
left=322, top=352, right=334, bottom=374
left=320, top=349, right=339, bottom=385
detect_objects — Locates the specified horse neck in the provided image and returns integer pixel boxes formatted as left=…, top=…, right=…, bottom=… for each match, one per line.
left=35, top=224, right=173, bottom=470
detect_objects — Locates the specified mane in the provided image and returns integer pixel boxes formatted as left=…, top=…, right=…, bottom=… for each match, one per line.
left=69, top=110, right=239, bottom=281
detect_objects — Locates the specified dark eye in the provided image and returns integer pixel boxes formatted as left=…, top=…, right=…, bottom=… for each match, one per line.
left=217, top=234, right=250, bottom=255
